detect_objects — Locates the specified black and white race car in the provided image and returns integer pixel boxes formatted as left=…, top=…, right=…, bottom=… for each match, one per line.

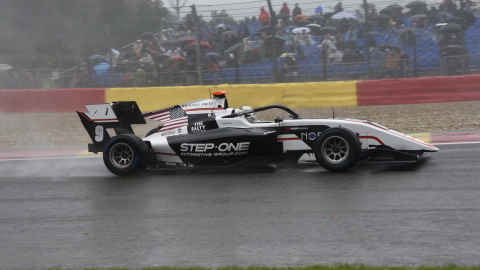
left=77, top=91, right=438, bottom=175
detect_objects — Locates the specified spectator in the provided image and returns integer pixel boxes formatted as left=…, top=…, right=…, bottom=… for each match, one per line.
left=320, top=34, right=335, bottom=49
left=280, top=2, right=290, bottom=15
left=385, top=50, right=399, bottom=77
left=292, top=3, right=302, bottom=18
left=355, top=10, right=364, bottom=21
left=336, top=36, right=348, bottom=51
left=398, top=50, right=411, bottom=77
left=353, top=50, right=365, bottom=63
left=259, top=7, right=270, bottom=26
left=341, top=49, right=355, bottom=63
left=133, top=40, right=143, bottom=57
left=328, top=47, right=343, bottom=63
left=303, top=39, right=318, bottom=54
left=347, top=37, right=357, bottom=51
left=207, top=60, right=219, bottom=71
left=334, top=2, right=343, bottom=13
left=371, top=48, right=385, bottom=62
left=281, top=55, right=298, bottom=82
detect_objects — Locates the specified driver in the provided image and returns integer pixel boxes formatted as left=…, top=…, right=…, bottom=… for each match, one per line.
left=235, top=106, right=258, bottom=123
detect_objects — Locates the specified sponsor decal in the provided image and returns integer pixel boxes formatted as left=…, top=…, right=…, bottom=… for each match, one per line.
left=285, top=127, right=290, bottom=131
left=181, top=102, right=214, bottom=108
left=191, top=121, right=206, bottom=133
left=211, top=113, right=216, bottom=118
left=180, top=142, right=250, bottom=157
left=161, top=130, right=176, bottom=136
left=178, top=128, right=182, bottom=133
left=222, top=122, right=233, bottom=125
left=301, top=132, right=322, bottom=141
left=290, top=127, right=309, bottom=131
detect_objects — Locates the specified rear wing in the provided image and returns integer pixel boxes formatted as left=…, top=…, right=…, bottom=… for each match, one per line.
left=77, top=101, right=145, bottom=153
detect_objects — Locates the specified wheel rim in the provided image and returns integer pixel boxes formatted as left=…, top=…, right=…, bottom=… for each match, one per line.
left=321, top=136, right=350, bottom=164
left=109, top=142, right=134, bottom=168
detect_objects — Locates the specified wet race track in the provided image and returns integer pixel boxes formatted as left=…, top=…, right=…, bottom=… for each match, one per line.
left=1, top=143, right=480, bottom=268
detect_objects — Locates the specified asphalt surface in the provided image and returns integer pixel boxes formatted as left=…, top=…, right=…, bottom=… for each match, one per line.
left=1, top=143, right=480, bottom=268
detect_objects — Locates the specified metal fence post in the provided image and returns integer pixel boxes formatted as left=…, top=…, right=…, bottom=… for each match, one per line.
left=363, top=0, right=372, bottom=79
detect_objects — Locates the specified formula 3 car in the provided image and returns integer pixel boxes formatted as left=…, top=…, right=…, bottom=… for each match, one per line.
left=77, top=91, right=438, bottom=175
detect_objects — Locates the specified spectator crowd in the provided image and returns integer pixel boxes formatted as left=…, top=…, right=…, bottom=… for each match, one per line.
left=1, top=0, right=480, bottom=88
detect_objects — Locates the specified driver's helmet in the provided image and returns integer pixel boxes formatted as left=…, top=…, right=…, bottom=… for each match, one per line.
left=236, top=106, right=258, bottom=123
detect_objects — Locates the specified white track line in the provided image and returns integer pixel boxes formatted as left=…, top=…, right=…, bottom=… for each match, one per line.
left=0, top=156, right=102, bottom=162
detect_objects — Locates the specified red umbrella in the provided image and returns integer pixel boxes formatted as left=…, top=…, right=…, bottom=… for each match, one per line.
left=181, top=37, right=196, bottom=42
left=189, top=41, right=213, bottom=51
left=293, top=14, right=309, bottom=21
left=167, top=55, right=187, bottom=63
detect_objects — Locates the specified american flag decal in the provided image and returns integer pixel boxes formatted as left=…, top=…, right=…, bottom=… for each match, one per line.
left=143, top=106, right=188, bottom=132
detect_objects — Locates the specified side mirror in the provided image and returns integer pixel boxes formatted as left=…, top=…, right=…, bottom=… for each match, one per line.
left=274, top=117, right=283, bottom=123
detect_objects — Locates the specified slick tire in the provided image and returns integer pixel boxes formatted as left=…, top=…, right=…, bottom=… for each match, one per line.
left=103, top=134, right=149, bottom=176
left=314, top=127, right=361, bottom=172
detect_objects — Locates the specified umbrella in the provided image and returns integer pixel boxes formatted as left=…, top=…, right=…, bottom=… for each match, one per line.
left=167, top=56, right=187, bottom=63
left=440, top=45, right=466, bottom=56
left=205, top=52, right=224, bottom=60
left=282, top=25, right=296, bottom=31
left=439, top=23, right=462, bottom=33
left=451, top=11, right=476, bottom=28
left=378, top=43, right=401, bottom=53
left=323, top=12, right=335, bottom=19
left=386, top=4, right=403, bottom=10
left=222, top=31, right=237, bottom=36
left=189, top=41, right=213, bottom=51
left=277, top=13, right=290, bottom=20
left=308, top=15, right=325, bottom=21
left=371, top=14, right=391, bottom=21
left=435, top=23, right=447, bottom=27
left=0, top=64, right=12, bottom=71
left=306, top=23, right=321, bottom=28
left=380, top=9, right=394, bottom=15
left=295, top=19, right=309, bottom=26
left=406, top=1, right=427, bottom=8
left=436, top=12, right=451, bottom=18
left=155, top=54, right=171, bottom=62
left=257, top=26, right=273, bottom=33
left=397, top=28, right=416, bottom=35
left=314, top=5, right=333, bottom=13
left=216, top=24, right=230, bottom=29
left=264, top=36, right=286, bottom=47
left=318, top=26, right=337, bottom=35
left=292, top=27, right=310, bottom=34
left=409, top=14, right=427, bottom=21
left=441, top=16, right=461, bottom=24
left=89, top=55, right=107, bottom=62
left=331, top=11, right=356, bottom=19
left=360, top=3, right=375, bottom=9
left=293, top=14, right=309, bottom=21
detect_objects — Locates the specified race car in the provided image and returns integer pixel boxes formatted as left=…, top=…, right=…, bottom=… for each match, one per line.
left=77, top=91, right=438, bottom=175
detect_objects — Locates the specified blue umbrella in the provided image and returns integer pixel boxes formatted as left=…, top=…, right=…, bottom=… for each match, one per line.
left=314, top=6, right=323, bottom=13
left=205, top=52, right=224, bottom=60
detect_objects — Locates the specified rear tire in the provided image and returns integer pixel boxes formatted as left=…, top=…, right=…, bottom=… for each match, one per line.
left=314, top=127, right=361, bottom=172
left=103, top=134, right=149, bottom=176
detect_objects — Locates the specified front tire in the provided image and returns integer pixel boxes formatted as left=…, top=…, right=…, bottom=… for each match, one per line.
left=314, top=127, right=361, bottom=172
left=103, top=134, right=149, bottom=176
